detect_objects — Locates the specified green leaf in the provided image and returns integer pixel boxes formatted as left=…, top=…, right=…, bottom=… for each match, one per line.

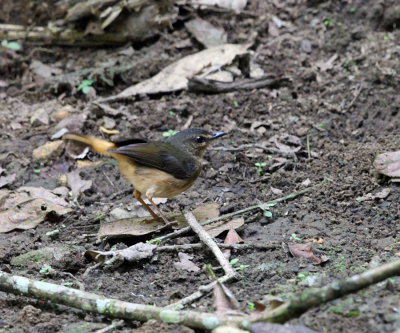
left=77, top=79, right=94, bottom=92
left=247, top=302, right=255, bottom=310
left=162, top=130, right=177, bottom=137
left=229, top=258, right=239, bottom=265
left=2, top=40, right=21, bottom=51
left=40, top=265, right=52, bottom=275
left=264, top=210, right=273, bottom=218
left=345, top=311, right=359, bottom=317
left=82, top=86, right=90, bottom=94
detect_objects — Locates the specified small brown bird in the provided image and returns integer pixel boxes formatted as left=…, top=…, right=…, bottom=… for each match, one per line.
left=64, top=128, right=226, bottom=224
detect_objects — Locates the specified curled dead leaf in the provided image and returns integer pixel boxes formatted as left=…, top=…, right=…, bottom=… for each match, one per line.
left=173, top=252, right=200, bottom=272
left=374, top=151, right=400, bottom=178
left=288, top=242, right=322, bottom=264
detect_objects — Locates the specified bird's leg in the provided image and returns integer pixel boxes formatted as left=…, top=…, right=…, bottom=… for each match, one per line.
left=133, top=190, right=161, bottom=222
left=146, top=195, right=170, bottom=225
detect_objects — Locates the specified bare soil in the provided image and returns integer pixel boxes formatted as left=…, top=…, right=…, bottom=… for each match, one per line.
left=1, top=0, right=400, bottom=332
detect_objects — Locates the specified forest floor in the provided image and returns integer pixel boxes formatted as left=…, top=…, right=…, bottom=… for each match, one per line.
left=0, top=0, right=400, bottom=332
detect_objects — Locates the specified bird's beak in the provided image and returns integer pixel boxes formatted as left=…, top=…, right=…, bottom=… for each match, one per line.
left=210, top=131, right=227, bottom=140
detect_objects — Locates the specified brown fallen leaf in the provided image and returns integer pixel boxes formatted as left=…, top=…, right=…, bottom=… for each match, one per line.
left=214, top=282, right=241, bottom=315
left=173, top=252, right=200, bottom=272
left=357, top=188, right=391, bottom=202
left=1, top=186, right=70, bottom=209
left=67, top=170, right=93, bottom=195
left=223, top=228, right=244, bottom=259
left=98, top=203, right=219, bottom=239
left=272, top=134, right=302, bottom=154
left=0, top=173, right=16, bottom=188
left=374, top=151, right=400, bottom=178
left=185, top=18, right=227, bottom=48
left=288, top=242, right=322, bottom=264
left=0, top=198, right=71, bottom=233
left=103, top=44, right=249, bottom=101
left=205, top=217, right=245, bottom=238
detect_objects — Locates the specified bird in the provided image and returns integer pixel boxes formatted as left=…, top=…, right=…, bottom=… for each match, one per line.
left=63, top=128, right=226, bottom=224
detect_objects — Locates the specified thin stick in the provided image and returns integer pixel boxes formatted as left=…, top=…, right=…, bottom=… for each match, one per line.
left=166, top=274, right=235, bottom=309
left=1, top=260, right=400, bottom=329
left=184, top=212, right=235, bottom=277
left=154, top=182, right=325, bottom=243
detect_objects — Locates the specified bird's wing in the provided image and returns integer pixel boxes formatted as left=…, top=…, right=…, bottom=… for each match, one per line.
left=108, top=143, right=198, bottom=180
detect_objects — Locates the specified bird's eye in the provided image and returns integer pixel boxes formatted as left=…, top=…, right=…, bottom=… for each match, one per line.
left=195, top=136, right=205, bottom=143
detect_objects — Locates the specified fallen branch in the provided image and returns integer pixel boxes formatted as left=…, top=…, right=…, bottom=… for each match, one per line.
left=263, top=259, right=400, bottom=323
left=0, top=24, right=128, bottom=47
left=184, top=212, right=235, bottom=277
left=1, top=259, right=400, bottom=329
left=153, top=182, right=325, bottom=243
left=187, top=75, right=289, bottom=93
left=0, top=270, right=245, bottom=330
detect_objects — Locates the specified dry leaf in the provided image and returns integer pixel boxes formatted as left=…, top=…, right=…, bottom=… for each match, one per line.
left=374, top=151, right=400, bottom=178
left=205, top=217, right=245, bottom=237
left=173, top=252, right=200, bottom=272
left=270, top=186, right=283, bottom=195
left=104, top=44, right=249, bottom=100
left=67, top=170, right=93, bottom=195
left=185, top=18, right=227, bottom=47
left=288, top=242, right=322, bottom=264
left=273, top=135, right=301, bottom=153
left=192, top=202, right=220, bottom=221
left=315, top=53, right=338, bottom=72
left=357, top=188, right=391, bottom=202
left=214, top=283, right=240, bottom=315
left=223, top=228, right=244, bottom=259
left=0, top=173, right=16, bottom=188
left=0, top=198, right=71, bottom=233
left=97, top=214, right=179, bottom=239
left=0, top=187, right=71, bottom=233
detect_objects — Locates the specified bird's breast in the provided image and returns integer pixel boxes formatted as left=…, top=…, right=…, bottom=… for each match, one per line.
left=117, top=157, right=199, bottom=198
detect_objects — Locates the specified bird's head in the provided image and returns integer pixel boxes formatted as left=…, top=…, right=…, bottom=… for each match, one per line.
left=166, top=128, right=227, bottom=157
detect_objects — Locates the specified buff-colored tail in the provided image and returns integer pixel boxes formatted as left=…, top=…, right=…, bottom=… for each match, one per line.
left=63, top=133, right=117, bottom=156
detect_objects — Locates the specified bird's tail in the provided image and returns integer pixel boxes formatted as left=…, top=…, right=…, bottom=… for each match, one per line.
left=63, top=133, right=117, bottom=156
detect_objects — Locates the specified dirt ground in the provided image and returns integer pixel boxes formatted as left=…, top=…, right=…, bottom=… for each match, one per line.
left=1, top=0, right=400, bottom=332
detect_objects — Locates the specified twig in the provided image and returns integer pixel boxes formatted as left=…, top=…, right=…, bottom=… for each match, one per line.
left=1, top=260, right=400, bottom=329
left=187, top=75, right=288, bottom=93
left=184, top=212, right=235, bottom=277
left=95, top=320, right=124, bottom=333
left=166, top=274, right=235, bottom=309
left=154, top=182, right=325, bottom=243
